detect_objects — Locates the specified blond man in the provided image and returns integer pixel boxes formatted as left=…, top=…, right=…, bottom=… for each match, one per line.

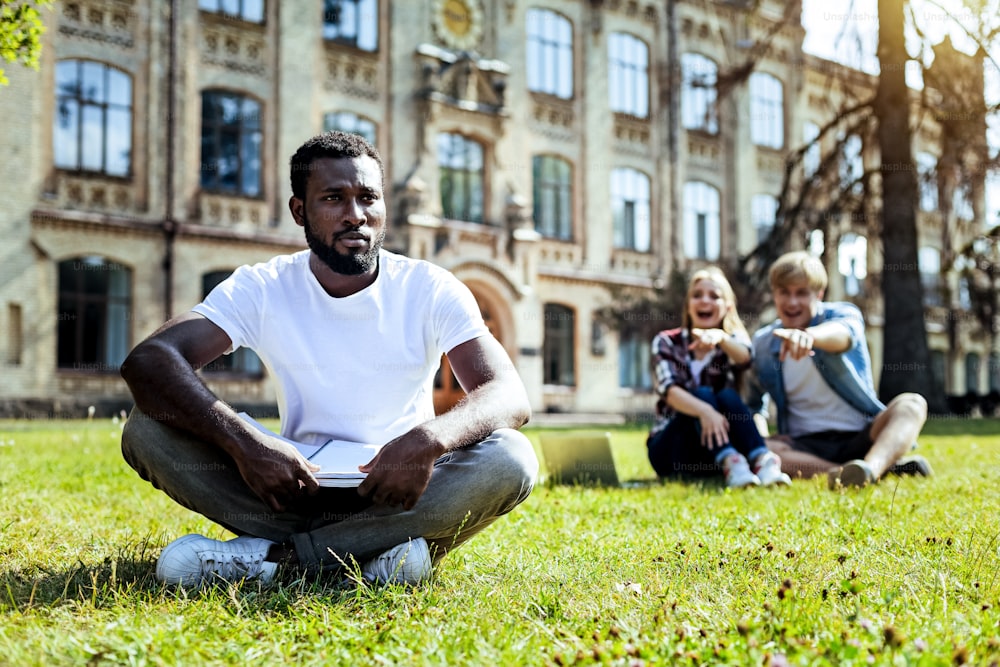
left=750, top=251, right=930, bottom=487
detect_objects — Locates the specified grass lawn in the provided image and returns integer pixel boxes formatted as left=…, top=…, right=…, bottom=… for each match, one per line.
left=1, top=416, right=998, bottom=666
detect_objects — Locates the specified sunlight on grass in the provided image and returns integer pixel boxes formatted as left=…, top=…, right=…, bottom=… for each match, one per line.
left=1, top=417, right=999, bottom=665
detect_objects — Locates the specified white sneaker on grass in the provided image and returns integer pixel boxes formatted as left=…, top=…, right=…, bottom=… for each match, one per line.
left=156, top=533, right=278, bottom=589
left=361, top=537, right=433, bottom=586
left=722, top=454, right=761, bottom=488
left=753, top=452, right=792, bottom=487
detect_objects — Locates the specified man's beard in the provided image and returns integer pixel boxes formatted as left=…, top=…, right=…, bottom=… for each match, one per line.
left=302, top=211, right=384, bottom=276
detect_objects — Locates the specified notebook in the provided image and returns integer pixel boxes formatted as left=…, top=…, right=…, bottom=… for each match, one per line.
left=538, top=431, right=622, bottom=487
left=238, top=412, right=373, bottom=487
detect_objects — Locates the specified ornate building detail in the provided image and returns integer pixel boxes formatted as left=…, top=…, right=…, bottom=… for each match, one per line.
left=417, top=44, right=508, bottom=115
left=200, top=18, right=267, bottom=77
left=531, top=96, right=575, bottom=132
left=58, top=0, right=136, bottom=49
left=198, top=194, right=268, bottom=230
left=323, top=51, right=380, bottom=99
left=613, top=114, right=651, bottom=150
left=687, top=135, right=721, bottom=162
left=55, top=175, right=135, bottom=215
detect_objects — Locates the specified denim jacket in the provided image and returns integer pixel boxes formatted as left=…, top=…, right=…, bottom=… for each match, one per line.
left=750, top=302, right=885, bottom=434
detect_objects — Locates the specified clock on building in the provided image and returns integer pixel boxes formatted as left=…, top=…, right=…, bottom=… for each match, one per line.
left=432, top=0, right=484, bottom=51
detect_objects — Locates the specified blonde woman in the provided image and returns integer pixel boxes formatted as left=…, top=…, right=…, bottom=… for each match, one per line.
left=647, top=267, right=790, bottom=487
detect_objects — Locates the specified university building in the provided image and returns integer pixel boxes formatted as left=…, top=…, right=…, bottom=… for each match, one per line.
left=0, top=0, right=994, bottom=418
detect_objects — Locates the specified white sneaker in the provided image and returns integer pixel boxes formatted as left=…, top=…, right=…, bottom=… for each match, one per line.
left=753, top=452, right=792, bottom=486
left=156, top=533, right=278, bottom=588
left=722, top=454, right=761, bottom=488
left=361, top=537, right=433, bottom=586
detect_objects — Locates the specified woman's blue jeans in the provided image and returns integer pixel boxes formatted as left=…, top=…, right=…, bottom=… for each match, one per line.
left=647, top=387, right=766, bottom=479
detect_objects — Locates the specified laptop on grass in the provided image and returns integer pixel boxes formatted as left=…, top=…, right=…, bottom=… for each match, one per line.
left=538, top=431, right=622, bottom=487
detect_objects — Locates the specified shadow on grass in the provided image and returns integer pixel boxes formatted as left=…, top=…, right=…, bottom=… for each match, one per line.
left=0, top=543, right=161, bottom=610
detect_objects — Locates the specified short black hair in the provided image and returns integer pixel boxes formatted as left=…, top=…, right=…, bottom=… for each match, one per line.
left=289, top=131, right=384, bottom=200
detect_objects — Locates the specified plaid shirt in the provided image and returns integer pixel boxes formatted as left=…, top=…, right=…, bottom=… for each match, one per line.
left=650, top=327, right=752, bottom=435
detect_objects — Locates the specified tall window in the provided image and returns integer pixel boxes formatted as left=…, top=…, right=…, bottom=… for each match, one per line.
left=323, top=111, right=376, bottom=145
left=526, top=8, right=572, bottom=98
left=683, top=181, right=720, bottom=260
left=198, top=0, right=264, bottom=22
left=202, top=271, right=263, bottom=376
left=916, top=152, right=938, bottom=212
left=618, top=330, right=651, bottom=389
left=543, top=304, right=575, bottom=386
left=838, top=233, right=867, bottom=297
left=954, top=183, right=974, bottom=220
left=611, top=168, right=651, bottom=251
left=323, top=0, right=378, bottom=51
left=681, top=53, right=717, bottom=133
left=438, top=133, right=484, bottom=223
left=918, top=246, right=942, bottom=307
left=966, top=352, right=981, bottom=394
left=749, top=72, right=784, bottom=149
left=532, top=155, right=572, bottom=240
left=840, top=134, right=864, bottom=195
left=200, top=91, right=262, bottom=197
left=803, top=121, right=821, bottom=178
left=54, top=60, right=132, bottom=177
left=57, top=257, right=131, bottom=370
left=751, top=194, right=778, bottom=244
left=608, top=32, right=648, bottom=118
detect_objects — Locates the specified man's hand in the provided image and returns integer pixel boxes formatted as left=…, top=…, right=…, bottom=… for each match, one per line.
left=235, top=435, right=320, bottom=512
left=774, top=328, right=815, bottom=361
left=698, top=407, right=730, bottom=450
left=357, top=429, right=444, bottom=510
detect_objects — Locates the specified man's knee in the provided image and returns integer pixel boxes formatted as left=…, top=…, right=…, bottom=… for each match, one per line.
left=477, top=428, right=539, bottom=508
left=886, top=392, right=928, bottom=422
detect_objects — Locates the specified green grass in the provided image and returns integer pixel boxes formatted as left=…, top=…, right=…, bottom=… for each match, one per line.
left=1, top=416, right=999, bottom=666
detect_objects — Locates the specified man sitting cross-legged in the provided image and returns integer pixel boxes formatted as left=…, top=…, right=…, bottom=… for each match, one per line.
left=120, top=131, right=538, bottom=588
left=749, top=251, right=931, bottom=488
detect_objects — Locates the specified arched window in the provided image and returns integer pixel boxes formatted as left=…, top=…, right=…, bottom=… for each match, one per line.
left=840, top=134, right=864, bottom=195
left=201, top=271, right=263, bottom=377
left=54, top=60, right=132, bottom=177
left=611, top=168, right=651, bottom=251
left=618, top=330, right=651, bottom=389
left=681, top=53, right=717, bottom=133
left=683, top=181, right=720, bottom=260
left=802, top=121, right=821, bottom=177
left=918, top=246, right=942, bottom=307
left=526, top=8, right=573, bottom=98
left=532, top=155, right=572, bottom=240
left=438, top=133, right=485, bottom=223
left=57, top=257, right=131, bottom=370
left=608, top=32, right=648, bottom=117
left=543, top=304, right=575, bottom=386
left=751, top=194, right=778, bottom=244
left=200, top=91, right=263, bottom=197
left=838, top=233, right=867, bottom=297
left=916, top=152, right=938, bottom=212
left=749, top=72, right=784, bottom=149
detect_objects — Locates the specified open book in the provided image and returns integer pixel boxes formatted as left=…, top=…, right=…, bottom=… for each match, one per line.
left=238, top=413, right=378, bottom=488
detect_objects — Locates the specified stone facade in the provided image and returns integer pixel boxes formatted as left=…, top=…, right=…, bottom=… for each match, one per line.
left=0, top=0, right=992, bottom=418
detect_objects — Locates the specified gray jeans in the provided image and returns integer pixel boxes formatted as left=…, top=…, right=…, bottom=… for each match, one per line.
left=121, top=409, right=538, bottom=571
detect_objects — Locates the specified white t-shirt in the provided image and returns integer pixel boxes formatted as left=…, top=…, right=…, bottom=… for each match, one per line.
left=782, top=355, right=869, bottom=437
left=193, top=249, right=489, bottom=448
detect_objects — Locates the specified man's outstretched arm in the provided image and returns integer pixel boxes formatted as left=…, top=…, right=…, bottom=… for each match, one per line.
left=120, top=312, right=319, bottom=511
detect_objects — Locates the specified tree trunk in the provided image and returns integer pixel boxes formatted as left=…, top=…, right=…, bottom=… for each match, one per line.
left=875, top=0, right=945, bottom=411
